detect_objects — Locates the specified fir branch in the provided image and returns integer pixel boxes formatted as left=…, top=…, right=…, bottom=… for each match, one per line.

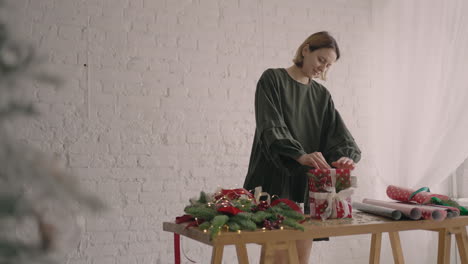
left=226, top=221, right=241, bottom=232
left=198, top=191, right=208, bottom=204
left=251, top=211, right=273, bottom=223
left=229, top=215, right=257, bottom=231
left=272, top=203, right=305, bottom=221
left=282, top=218, right=305, bottom=231
left=198, top=221, right=211, bottom=231
left=210, top=215, right=229, bottom=239
left=184, top=205, right=219, bottom=221
left=234, top=212, right=252, bottom=220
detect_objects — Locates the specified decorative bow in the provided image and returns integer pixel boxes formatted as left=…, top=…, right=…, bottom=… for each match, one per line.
left=312, top=187, right=354, bottom=220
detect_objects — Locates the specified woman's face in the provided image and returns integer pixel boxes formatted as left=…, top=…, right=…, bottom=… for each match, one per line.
left=301, top=47, right=337, bottom=79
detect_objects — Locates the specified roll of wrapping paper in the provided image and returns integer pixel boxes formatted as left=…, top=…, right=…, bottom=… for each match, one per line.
left=404, top=203, right=447, bottom=221
left=423, top=204, right=460, bottom=218
left=352, top=201, right=402, bottom=220
left=386, top=185, right=450, bottom=204
left=362, top=199, right=421, bottom=220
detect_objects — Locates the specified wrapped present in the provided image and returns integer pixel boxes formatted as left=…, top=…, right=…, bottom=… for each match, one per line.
left=307, top=168, right=352, bottom=193
left=310, top=188, right=353, bottom=219
left=307, top=169, right=354, bottom=220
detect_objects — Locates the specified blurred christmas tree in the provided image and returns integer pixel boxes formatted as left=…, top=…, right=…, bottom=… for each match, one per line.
left=0, top=2, right=104, bottom=264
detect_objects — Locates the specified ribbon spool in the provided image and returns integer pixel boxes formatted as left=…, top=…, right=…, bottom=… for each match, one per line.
left=254, top=186, right=271, bottom=205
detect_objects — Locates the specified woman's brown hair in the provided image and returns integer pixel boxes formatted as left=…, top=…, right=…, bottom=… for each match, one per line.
left=293, top=31, right=340, bottom=80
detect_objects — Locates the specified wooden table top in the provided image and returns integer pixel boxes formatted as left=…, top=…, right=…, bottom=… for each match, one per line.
left=163, top=212, right=468, bottom=246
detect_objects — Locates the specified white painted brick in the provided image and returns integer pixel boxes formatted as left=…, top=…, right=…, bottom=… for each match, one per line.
left=125, top=95, right=160, bottom=108
left=90, top=15, right=131, bottom=32
left=89, top=232, right=114, bottom=244
left=127, top=242, right=157, bottom=254
left=115, top=256, right=138, bottom=264
left=127, top=31, right=157, bottom=50
left=67, top=259, right=88, bottom=264
left=122, top=205, right=145, bottom=216
left=126, top=56, right=150, bottom=71
left=115, top=155, right=138, bottom=167
left=137, top=154, right=178, bottom=168
left=58, top=25, right=84, bottom=41
left=92, top=257, right=115, bottom=264
left=85, top=244, right=120, bottom=257
left=119, top=182, right=142, bottom=193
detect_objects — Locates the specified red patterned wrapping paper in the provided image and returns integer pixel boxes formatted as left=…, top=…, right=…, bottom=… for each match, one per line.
left=308, top=169, right=353, bottom=220
left=386, top=185, right=449, bottom=204
left=310, top=193, right=352, bottom=219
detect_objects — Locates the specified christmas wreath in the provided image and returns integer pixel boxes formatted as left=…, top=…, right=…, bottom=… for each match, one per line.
left=176, top=187, right=307, bottom=239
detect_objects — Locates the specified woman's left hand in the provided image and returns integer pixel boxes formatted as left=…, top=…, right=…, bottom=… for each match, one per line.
left=331, top=157, right=356, bottom=169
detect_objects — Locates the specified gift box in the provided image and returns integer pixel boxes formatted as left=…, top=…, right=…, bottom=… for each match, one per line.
left=307, top=169, right=354, bottom=220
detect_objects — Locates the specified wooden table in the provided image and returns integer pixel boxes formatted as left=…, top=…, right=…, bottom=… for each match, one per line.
left=163, top=212, right=468, bottom=264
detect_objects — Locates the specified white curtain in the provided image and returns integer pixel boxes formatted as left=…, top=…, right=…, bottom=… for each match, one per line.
left=369, top=0, right=468, bottom=189
left=367, top=2, right=468, bottom=263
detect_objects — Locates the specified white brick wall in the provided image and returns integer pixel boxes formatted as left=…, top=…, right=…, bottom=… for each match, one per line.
left=7, top=0, right=442, bottom=263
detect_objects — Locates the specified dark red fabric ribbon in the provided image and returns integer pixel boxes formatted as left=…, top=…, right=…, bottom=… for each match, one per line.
left=214, top=188, right=255, bottom=200
left=271, top=198, right=303, bottom=213
left=217, top=206, right=243, bottom=215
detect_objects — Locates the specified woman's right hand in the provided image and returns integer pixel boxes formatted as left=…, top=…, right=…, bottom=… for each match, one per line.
left=296, top=152, right=331, bottom=169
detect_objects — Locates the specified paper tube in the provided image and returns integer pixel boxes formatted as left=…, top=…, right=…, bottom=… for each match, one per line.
left=352, top=201, right=402, bottom=220
left=428, top=204, right=460, bottom=218
left=405, top=203, right=447, bottom=221
left=362, top=199, right=421, bottom=220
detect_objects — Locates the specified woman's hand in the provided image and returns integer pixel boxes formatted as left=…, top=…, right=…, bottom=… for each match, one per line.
left=296, top=152, right=331, bottom=169
left=331, top=157, right=356, bottom=169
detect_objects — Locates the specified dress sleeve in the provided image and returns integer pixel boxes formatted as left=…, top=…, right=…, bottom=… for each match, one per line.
left=255, top=70, right=307, bottom=165
left=321, top=94, right=362, bottom=164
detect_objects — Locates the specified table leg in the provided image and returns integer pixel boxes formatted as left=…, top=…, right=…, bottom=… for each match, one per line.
left=260, top=242, right=277, bottom=264
left=260, top=244, right=266, bottom=263
left=174, top=233, right=181, bottom=264
left=369, top=233, right=382, bottom=264
left=235, top=243, right=249, bottom=264
left=211, top=245, right=224, bottom=264
left=261, top=242, right=295, bottom=264
left=286, top=240, right=300, bottom=264
left=437, top=229, right=451, bottom=264
left=453, top=227, right=468, bottom=264
left=389, top=232, right=405, bottom=264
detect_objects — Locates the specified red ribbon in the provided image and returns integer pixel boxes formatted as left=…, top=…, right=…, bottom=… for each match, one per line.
left=217, top=206, right=243, bottom=215
left=214, top=188, right=254, bottom=200
left=175, top=214, right=194, bottom=224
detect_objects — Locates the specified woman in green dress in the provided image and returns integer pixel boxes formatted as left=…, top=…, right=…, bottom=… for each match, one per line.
left=243, top=31, right=361, bottom=264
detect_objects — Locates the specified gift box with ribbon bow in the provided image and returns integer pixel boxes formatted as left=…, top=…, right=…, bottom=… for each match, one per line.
left=307, top=168, right=355, bottom=220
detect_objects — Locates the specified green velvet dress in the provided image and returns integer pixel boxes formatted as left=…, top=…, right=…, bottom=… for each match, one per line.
left=243, top=68, right=362, bottom=212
